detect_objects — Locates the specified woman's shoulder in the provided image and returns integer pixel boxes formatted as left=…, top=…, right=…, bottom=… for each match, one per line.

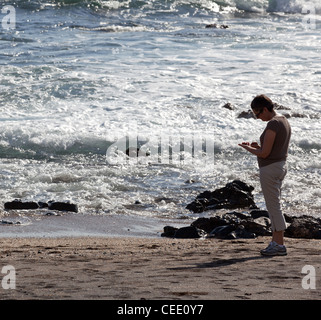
left=268, top=114, right=290, bottom=131
left=267, top=117, right=280, bottom=128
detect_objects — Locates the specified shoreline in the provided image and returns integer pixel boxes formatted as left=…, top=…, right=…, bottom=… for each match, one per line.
left=1, top=235, right=320, bottom=300
left=0, top=213, right=189, bottom=239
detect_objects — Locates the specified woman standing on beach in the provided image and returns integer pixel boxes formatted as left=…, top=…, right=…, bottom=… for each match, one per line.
left=238, top=95, right=291, bottom=256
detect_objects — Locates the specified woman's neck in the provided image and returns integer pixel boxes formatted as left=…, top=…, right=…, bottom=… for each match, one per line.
left=267, top=110, right=277, bottom=121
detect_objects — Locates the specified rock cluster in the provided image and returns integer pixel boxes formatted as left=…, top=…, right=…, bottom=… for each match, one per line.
left=162, top=210, right=271, bottom=239
left=232, top=101, right=320, bottom=120
left=163, top=180, right=321, bottom=240
left=205, top=23, right=229, bottom=29
left=186, top=180, right=257, bottom=213
left=162, top=212, right=321, bottom=240
left=284, top=215, right=321, bottom=239
left=4, top=199, right=78, bottom=213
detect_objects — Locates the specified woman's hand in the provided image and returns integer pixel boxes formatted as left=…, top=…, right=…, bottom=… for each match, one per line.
left=238, top=142, right=249, bottom=146
left=238, top=142, right=260, bottom=149
left=250, top=142, right=260, bottom=149
left=238, top=130, right=275, bottom=159
left=238, top=141, right=260, bottom=155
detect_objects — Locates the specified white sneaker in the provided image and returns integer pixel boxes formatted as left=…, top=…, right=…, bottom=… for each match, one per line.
left=260, top=241, right=287, bottom=256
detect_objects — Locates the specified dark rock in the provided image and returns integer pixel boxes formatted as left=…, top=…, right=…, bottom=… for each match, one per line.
left=161, top=226, right=178, bottom=238
left=284, top=213, right=295, bottom=223
left=285, top=215, right=321, bottom=239
left=0, top=219, right=21, bottom=225
left=4, top=200, right=39, bottom=210
left=186, top=180, right=257, bottom=213
left=273, top=103, right=291, bottom=110
left=191, top=216, right=227, bottom=233
left=281, top=112, right=306, bottom=119
left=233, top=225, right=256, bottom=239
left=208, top=225, right=236, bottom=239
left=211, top=225, right=257, bottom=239
left=205, top=23, right=229, bottom=29
left=250, top=209, right=269, bottom=219
left=186, top=199, right=208, bottom=213
left=173, top=226, right=206, bottom=239
left=38, top=202, right=49, bottom=208
left=226, top=211, right=251, bottom=219
left=240, top=217, right=271, bottom=236
left=285, top=112, right=320, bottom=119
left=222, top=103, right=235, bottom=110
left=4, top=199, right=78, bottom=213
left=48, top=201, right=78, bottom=213
left=237, top=110, right=255, bottom=119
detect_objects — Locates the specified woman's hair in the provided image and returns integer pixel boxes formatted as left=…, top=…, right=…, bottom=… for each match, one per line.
left=251, top=94, right=274, bottom=112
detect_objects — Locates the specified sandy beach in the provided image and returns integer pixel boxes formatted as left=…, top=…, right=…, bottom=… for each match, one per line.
left=1, top=236, right=320, bottom=300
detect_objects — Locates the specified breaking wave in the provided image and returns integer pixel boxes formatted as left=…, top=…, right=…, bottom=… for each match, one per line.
left=5, top=0, right=321, bottom=15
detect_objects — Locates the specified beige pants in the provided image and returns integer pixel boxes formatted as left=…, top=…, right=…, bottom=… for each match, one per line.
left=259, top=161, right=287, bottom=232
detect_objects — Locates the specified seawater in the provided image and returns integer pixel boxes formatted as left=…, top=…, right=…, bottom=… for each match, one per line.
left=0, top=0, right=321, bottom=228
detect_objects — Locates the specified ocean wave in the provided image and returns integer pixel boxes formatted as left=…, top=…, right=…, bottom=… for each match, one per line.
left=69, top=23, right=152, bottom=33
left=5, top=0, right=321, bottom=15
left=0, top=134, right=112, bottom=160
left=0, top=127, right=319, bottom=162
left=267, top=0, right=321, bottom=14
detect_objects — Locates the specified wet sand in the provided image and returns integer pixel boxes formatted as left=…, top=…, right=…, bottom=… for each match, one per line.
left=1, top=236, right=320, bottom=300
